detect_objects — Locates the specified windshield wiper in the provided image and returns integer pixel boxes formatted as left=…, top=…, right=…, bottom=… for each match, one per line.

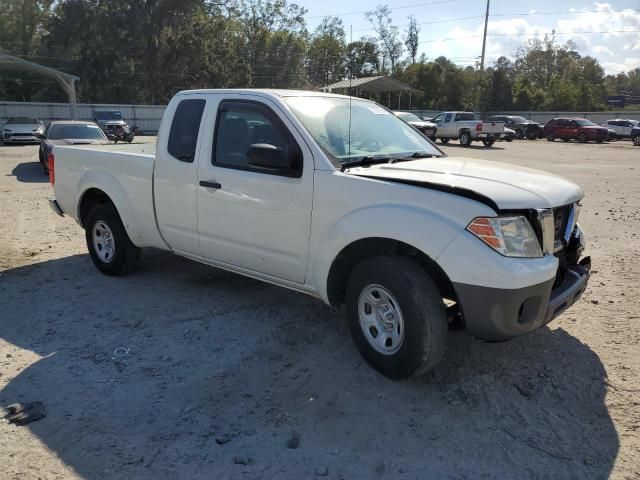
left=340, top=156, right=394, bottom=171
left=341, top=152, right=442, bottom=171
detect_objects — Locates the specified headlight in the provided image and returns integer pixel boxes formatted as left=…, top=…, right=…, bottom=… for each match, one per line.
left=467, top=216, right=542, bottom=258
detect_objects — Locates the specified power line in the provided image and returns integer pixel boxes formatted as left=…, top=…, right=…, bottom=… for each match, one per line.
left=307, top=0, right=457, bottom=19
left=351, top=8, right=640, bottom=33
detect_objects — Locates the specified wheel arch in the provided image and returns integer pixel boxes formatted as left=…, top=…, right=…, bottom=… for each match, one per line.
left=325, top=237, right=458, bottom=308
left=75, top=170, right=142, bottom=245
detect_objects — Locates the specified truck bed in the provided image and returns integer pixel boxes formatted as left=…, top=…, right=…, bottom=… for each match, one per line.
left=52, top=140, right=166, bottom=249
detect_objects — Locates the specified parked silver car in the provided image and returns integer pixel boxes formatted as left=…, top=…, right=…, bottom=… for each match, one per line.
left=601, top=119, right=639, bottom=138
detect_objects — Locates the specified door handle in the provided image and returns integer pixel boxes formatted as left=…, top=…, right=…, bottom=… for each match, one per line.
left=199, top=180, right=221, bottom=189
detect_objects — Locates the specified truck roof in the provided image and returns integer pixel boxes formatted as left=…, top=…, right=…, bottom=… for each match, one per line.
left=176, top=88, right=356, bottom=101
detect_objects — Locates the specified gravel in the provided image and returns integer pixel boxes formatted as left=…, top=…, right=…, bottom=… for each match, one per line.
left=0, top=138, right=638, bottom=479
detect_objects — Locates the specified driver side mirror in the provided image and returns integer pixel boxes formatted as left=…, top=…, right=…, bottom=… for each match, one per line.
left=247, top=143, right=301, bottom=177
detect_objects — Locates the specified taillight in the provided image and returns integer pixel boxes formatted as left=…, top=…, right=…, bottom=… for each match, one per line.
left=47, top=152, right=55, bottom=185
left=476, top=123, right=483, bottom=132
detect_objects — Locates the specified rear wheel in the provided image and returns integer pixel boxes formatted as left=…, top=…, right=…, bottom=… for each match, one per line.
left=459, top=130, right=472, bottom=147
left=346, top=255, right=448, bottom=379
left=578, top=133, right=588, bottom=143
left=85, top=203, right=141, bottom=276
left=482, top=138, right=496, bottom=147
left=546, top=135, right=555, bottom=142
left=439, top=138, right=450, bottom=144
left=562, top=138, right=569, bottom=142
left=597, top=140, right=604, bottom=144
left=515, top=128, right=524, bottom=140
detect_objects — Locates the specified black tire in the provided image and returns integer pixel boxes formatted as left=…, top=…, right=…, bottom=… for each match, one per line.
left=578, top=133, right=588, bottom=143
left=459, top=130, right=472, bottom=146
left=482, top=138, right=496, bottom=147
left=526, top=130, right=538, bottom=140
left=562, top=138, right=569, bottom=142
left=506, top=137, right=513, bottom=142
left=346, top=255, right=448, bottom=379
left=546, top=135, right=555, bottom=142
left=515, top=128, right=524, bottom=140
left=633, top=135, right=640, bottom=146
left=439, top=137, right=450, bottom=144
left=85, top=203, right=141, bottom=276
left=596, top=140, right=603, bottom=144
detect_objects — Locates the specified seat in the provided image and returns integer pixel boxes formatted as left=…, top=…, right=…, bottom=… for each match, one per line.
left=217, top=116, right=249, bottom=166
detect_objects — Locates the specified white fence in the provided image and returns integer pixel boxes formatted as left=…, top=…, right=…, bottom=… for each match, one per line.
left=0, top=101, right=165, bottom=134
left=3, top=101, right=640, bottom=134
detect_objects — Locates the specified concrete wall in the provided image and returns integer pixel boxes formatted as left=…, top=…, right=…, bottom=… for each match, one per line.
left=0, top=101, right=165, bottom=134
left=3, top=101, right=640, bottom=133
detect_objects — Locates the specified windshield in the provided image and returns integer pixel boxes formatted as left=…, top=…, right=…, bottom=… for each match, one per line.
left=48, top=124, right=106, bottom=140
left=285, top=97, right=441, bottom=163
left=7, top=117, right=39, bottom=125
left=395, top=112, right=422, bottom=122
left=575, top=119, right=595, bottom=127
left=95, top=111, right=123, bottom=121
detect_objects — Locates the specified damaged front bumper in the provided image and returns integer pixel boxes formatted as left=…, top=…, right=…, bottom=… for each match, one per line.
left=453, top=223, right=591, bottom=341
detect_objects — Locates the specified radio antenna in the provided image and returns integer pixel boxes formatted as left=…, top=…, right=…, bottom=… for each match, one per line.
left=348, top=24, right=353, bottom=159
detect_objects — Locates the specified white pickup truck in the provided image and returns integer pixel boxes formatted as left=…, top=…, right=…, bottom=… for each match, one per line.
left=48, top=89, right=590, bottom=379
left=432, top=111, right=505, bottom=147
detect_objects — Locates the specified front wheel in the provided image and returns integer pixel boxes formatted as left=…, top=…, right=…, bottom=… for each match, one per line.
left=482, top=138, right=496, bottom=147
left=346, top=255, right=448, bottom=379
left=578, top=133, right=588, bottom=143
left=633, top=135, right=640, bottom=146
left=85, top=203, right=141, bottom=276
left=546, top=135, right=555, bottom=142
left=515, top=128, right=524, bottom=140
left=439, top=138, right=450, bottom=144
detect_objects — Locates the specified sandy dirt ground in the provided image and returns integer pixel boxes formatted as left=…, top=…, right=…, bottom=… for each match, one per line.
left=0, top=137, right=638, bottom=480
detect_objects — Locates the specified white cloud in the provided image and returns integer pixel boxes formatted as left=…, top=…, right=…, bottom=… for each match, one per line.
left=429, top=2, right=640, bottom=74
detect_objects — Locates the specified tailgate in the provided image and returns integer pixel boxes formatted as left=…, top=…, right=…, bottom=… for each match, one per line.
left=479, top=121, right=504, bottom=134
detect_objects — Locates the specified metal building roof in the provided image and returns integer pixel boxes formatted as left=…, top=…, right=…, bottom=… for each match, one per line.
left=320, top=76, right=415, bottom=93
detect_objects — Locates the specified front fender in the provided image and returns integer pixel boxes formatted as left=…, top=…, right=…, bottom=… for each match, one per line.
left=76, top=169, right=142, bottom=246
left=309, top=204, right=471, bottom=303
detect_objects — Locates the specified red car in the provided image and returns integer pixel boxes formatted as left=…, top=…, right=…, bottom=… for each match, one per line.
left=544, top=118, right=609, bottom=143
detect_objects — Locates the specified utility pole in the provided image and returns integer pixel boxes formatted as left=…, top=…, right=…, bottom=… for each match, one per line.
left=480, top=0, right=490, bottom=71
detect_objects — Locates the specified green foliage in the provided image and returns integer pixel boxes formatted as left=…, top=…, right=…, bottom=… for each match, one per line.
left=0, top=0, right=636, bottom=109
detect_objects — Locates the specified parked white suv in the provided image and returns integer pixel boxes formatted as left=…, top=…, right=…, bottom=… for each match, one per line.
left=602, top=119, right=639, bottom=138
left=47, top=89, right=591, bottom=378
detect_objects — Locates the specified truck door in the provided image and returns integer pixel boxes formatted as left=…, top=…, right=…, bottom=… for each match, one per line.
left=154, top=96, right=207, bottom=254
left=438, top=113, right=453, bottom=137
left=195, top=95, right=313, bottom=284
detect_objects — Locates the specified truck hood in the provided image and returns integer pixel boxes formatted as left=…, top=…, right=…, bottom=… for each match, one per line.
left=4, top=124, right=42, bottom=133
left=348, top=156, right=584, bottom=210
left=48, top=139, right=107, bottom=146
left=408, top=121, right=437, bottom=129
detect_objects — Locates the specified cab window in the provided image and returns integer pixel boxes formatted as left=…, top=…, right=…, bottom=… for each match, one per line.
left=167, top=99, right=206, bottom=163
left=213, top=100, right=301, bottom=177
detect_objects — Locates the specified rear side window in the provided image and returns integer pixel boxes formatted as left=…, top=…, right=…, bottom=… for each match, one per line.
left=454, top=113, right=475, bottom=121
left=445, top=113, right=452, bottom=122
left=168, top=99, right=206, bottom=162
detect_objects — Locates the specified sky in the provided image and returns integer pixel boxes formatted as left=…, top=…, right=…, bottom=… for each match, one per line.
left=301, top=0, right=640, bottom=74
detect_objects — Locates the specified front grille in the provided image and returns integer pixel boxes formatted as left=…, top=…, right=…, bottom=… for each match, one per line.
left=11, top=133, right=34, bottom=137
left=553, top=204, right=573, bottom=242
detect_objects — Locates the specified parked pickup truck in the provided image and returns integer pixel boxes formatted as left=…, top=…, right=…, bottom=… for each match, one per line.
left=431, top=111, right=504, bottom=147
left=48, top=89, right=590, bottom=379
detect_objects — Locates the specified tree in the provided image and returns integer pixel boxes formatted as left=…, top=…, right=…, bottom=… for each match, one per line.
left=365, top=4, right=403, bottom=73
left=404, top=16, right=419, bottom=64
left=346, top=39, right=380, bottom=78
left=307, top=16, right=346, bottom=87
